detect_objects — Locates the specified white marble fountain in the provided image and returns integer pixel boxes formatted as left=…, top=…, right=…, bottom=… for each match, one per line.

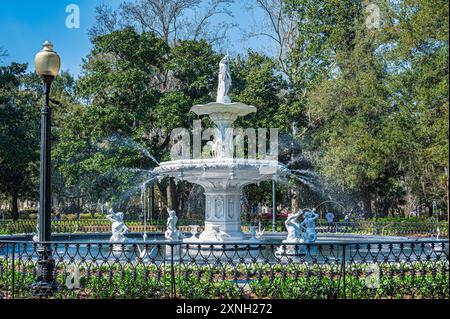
left=155, top=54, right=288, bottom=243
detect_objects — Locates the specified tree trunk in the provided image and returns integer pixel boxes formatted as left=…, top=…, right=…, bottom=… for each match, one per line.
left=166, top=178, right=174, bottom=209
left=179, top=199, right=184, bottom=218
left=290, top=187, right=298, bottom=214
left=77, top=197, right=81, bottom=219
left=445, top=167, right=449, bottom=224
left=362, top=189, right=372, bottom=217
left=11, top=192, right=19, bottom=221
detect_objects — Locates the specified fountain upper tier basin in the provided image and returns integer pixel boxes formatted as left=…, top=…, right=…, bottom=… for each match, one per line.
left=191, top=102, right=256, bottom=117
left=155, top=158, right=289, bottom=189
left=191, top=102, right=257, bottom=132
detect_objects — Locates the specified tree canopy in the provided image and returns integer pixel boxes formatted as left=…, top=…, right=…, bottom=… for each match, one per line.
left=0, top=0, right=448, bottom=219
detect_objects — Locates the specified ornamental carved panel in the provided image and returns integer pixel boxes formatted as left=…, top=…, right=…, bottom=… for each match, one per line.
left=227, top=199, right=234, bottom=218
left=215, top=197, right=224, bottom=219
left=206, top=198, right=211, bottom=219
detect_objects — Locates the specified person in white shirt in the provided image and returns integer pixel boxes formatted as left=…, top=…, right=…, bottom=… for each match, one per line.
left=344, top=212, right=350, bottom=223
left=344, top=212, right=351, bottom=231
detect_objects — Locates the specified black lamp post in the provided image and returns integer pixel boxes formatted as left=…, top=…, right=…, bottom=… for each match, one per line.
left=31, top=41, right=61, bottom=297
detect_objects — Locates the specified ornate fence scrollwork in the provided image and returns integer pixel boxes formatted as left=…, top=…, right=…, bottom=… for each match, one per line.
left=0, top=240, right=448, bottom=299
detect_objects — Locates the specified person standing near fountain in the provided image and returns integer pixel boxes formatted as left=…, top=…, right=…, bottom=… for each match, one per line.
left=325, top=211, right=335, bottom=232
left=344, top=211, right=351, bottom=232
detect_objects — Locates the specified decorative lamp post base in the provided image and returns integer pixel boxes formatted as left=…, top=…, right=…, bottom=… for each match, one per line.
left=31, top=247, right=58, bottom=298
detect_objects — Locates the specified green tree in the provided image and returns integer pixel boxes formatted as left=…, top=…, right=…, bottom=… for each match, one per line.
left=305, top=0, right=449, bottom=217
left=0, top=63, right=39, bottom=220
left=307, top=3, right=395, bottom=216
left=54, top=28, right=221, bottom=213
left=383, top=0, right=449, bottom=214
left=232, top=51, right=288, bottom=131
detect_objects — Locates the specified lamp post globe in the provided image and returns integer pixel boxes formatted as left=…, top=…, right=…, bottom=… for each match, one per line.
left=31, top=40, right=60, bottom=297
left=35, top=41, right=61, bottom=80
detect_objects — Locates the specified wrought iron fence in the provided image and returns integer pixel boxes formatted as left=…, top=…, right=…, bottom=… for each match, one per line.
left=258, top=219, right=448, bottom=237
left=0, top=240, right=448, bottom=299
left=0, top=219, right=204, bottom=235
left=1, top=219, right=447, bottom=238
left=315, top=220, right=448, bottom=237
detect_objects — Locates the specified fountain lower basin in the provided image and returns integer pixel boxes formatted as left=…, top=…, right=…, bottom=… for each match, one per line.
left=155, top=158, right=288, bottom=243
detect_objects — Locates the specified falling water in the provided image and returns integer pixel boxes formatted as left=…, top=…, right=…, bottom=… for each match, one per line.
left=284, top=170, right=322, bottom=194
left=140, top=177, right=159, bottom=241
left=98, top=135, right=160, bottom=166
left=314, top=200, right=349, bottom=212
left=290, top=169, right=321, bottom=179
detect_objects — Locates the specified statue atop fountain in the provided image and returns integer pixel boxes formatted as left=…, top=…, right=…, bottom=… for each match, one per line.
left=216, top=53, right=231, bottom=104
left=165, top=209, right=181, bottom=241
left=107, top=208, right=129, bottom=243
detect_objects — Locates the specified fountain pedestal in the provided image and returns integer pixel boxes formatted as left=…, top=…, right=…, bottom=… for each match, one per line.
left=200, top=191, right=243, bottom=241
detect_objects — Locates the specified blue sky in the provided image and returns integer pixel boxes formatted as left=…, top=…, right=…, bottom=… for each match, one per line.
left=0, top=0, right=268, bottom=77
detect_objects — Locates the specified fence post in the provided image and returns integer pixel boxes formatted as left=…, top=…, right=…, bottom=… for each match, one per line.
left=170, top=244, right=176, bottom=298
left=11, top=243, right=15, bottom=299
left=341, top=244, right=346, bottom=299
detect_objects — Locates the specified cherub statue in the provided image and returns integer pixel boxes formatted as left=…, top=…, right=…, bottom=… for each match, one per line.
left=165, top=209, right=181, bottom=241
left=107, top=208, right=129, bottom=243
